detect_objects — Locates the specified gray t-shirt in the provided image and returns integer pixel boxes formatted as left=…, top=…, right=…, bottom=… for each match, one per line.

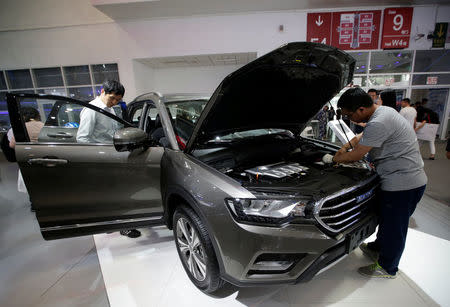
left=359, top=106, right=427, bottom=191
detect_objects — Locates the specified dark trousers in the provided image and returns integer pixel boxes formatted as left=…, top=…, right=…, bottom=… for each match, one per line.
left=367, top=185, right=426, bottom=275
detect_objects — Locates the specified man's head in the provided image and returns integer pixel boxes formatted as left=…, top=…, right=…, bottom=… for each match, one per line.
left=337, top=87, right=375, bottom=123
left=401, top=98, right=411, bottom=108
left=379, top=89, right=397, bottom=109
left=100, top=80, right=125, bottom=108
left=422, top=98, right=428, bottom=105
left=367, top=88, right=378, bottom=103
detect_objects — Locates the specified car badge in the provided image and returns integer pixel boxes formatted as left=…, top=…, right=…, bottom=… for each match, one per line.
left=356, top=189, right=374, bottom=203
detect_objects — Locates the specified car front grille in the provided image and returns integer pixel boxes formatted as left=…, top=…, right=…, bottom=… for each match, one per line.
left=316, top=179, right=378, bottom=233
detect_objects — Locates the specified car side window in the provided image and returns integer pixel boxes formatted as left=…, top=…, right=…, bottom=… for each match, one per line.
left=131, top=106, right=143, bottom=126
left=165, top=100, right=207, bottom=145
left=142, top=104, right=176, bottom=148
left=53, top=103, right=83, bottom=128
left=14, top=97, right=123, bottom=144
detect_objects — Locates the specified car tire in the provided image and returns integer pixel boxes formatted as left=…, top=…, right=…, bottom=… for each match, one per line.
left=173, top=205, right=225, bottom=293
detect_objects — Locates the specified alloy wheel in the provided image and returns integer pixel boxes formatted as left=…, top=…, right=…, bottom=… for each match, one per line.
left=176, top=217, right=207, bottom=281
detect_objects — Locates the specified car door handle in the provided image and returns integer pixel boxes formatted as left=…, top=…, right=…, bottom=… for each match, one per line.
left=47, top=133, right=73, bottom=138
left=28, top=158, right=68, bottom=167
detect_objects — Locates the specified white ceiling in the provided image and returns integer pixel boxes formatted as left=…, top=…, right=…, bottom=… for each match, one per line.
left=92, top=0, right=447, bottom=21
left=137, top=52, right=257, bottom=68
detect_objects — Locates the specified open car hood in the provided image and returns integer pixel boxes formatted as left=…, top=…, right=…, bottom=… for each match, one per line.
left=186, top=42, right=355, bottom=151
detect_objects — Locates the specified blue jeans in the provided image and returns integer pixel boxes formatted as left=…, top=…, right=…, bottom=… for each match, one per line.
left=367, top=185, right=426, bottom=275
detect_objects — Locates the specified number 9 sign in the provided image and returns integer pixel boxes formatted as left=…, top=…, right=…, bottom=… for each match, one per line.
left=393, top=14, right=404, bottom=31
left=381, top=7, right=413, bottom=49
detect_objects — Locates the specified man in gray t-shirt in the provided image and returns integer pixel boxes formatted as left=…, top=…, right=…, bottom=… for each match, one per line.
left=359, top=105, right=427, bottom=191
left=333, top=88, right=427, bottom=279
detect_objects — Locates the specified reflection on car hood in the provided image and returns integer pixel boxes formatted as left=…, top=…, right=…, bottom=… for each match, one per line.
left=186, top=42, right=355, bottom=151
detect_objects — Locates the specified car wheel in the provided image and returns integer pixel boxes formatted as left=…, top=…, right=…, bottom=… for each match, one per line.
left=173, top=205, right=224, bottom=293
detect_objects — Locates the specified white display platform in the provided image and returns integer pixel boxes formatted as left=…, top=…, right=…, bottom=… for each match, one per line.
left=94, top=226, right=449, bottom=307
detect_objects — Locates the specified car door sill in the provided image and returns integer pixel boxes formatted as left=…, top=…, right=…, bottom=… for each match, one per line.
left=41, top=215, right=164, bottom=232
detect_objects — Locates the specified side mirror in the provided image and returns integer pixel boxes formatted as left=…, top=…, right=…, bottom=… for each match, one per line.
left=114, top=127, right=151, bottom=152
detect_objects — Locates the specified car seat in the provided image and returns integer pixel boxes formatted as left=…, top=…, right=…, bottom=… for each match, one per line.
left=150, top=114, right=166, bottom=146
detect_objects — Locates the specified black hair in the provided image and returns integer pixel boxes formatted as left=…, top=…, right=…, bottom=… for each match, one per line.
left=422, top=98, right=428, bottom=103
left=102, top=80, right=125, bottom=96
left=402, top=98, right=411, bottom=104
left=380, top=89, right=397, bottom=109
left=367, top=88, right=378, bottom=94
left=337, top=87, right=373, bottom=112
left=21, top=107, right=41, bottom=122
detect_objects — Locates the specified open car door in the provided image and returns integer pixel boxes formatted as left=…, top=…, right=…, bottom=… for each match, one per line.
left=7, top=93, right=165, bottom=240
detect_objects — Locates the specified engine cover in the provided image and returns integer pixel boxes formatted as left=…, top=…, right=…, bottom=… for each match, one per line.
left=245, top=163, right=309, bottom=179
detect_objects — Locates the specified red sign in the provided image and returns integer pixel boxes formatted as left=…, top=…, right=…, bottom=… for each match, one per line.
left=307, top=13, right=332, bottom=45
left=426, top=76, right=438, bottom=85
left=331, top=11, right=381, bottom=50
left=381, top=7, right=413, bottom=49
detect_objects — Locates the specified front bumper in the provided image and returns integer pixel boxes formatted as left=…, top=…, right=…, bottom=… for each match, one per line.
left=210, top=212, right=377, bottom=287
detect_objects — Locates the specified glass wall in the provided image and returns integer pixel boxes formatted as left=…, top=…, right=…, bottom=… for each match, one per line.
left=338, top=49, right=450, bottom=138
left=0, top=63, right=119, bottom=131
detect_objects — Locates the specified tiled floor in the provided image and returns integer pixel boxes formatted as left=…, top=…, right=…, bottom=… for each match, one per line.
left=0, top=140, right=449, bottom=307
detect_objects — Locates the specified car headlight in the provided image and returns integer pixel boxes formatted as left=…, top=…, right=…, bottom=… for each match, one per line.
left=225, top=198, right=311, bottom=225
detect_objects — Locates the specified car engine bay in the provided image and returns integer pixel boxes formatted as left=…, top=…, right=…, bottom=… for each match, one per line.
left=191, top=133, right=375, bottom=198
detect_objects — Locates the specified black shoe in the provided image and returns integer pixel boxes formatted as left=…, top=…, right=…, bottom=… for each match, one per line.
left=120, top=229, right=141, bottom=238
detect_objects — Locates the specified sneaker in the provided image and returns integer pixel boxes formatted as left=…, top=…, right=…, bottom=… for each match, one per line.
left=120, top=229, right=141, bottom=238
left=359, top=243, right=379, bottom=261
left=358, top=262, right=397, bottom=279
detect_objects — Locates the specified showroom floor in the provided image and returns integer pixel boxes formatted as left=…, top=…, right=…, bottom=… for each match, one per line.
left=0, top=141, right=449, bottom=307
left=0, top=156, right=109, bottom=307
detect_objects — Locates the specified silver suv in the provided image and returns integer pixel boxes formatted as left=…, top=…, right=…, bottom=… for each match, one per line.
left=7, top=42, right=378, bottom=293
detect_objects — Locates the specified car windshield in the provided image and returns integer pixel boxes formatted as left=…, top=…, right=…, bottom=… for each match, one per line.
left=165, top=99, right=208, bottom=142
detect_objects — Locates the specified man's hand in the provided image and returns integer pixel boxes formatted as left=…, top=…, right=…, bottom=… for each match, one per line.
left=333, top=143, right=372, bottom=163
left=352, top=121, right=367, bottom=127
left=322, top=153, right=334, bottom=164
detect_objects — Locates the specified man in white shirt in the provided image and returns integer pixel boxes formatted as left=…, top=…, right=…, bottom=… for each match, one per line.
left=76, top=80, right=141, bottom=238
left=399, top=98, right=417, bottom=128
left=76, top=80, right=125, bottom=143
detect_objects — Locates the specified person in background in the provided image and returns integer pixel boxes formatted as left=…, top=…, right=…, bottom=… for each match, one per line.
left=328, top=106, right=335, bottom=121
left=8, top=107, right=44, bottom=147
left=333, top=87, right=427, bottom=279
left=316, top=105, right=328, bottom=140
left=415, top=101, right=424, bottom=122
left=399, top=98, right=416, bottom=129
left=379, top=89, right=398, bottom=110
left=415, top=106, right=439, bottom=160
left=7, top=107, right=44, bottom=209
left=367, top=88, right=379, bottom=104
